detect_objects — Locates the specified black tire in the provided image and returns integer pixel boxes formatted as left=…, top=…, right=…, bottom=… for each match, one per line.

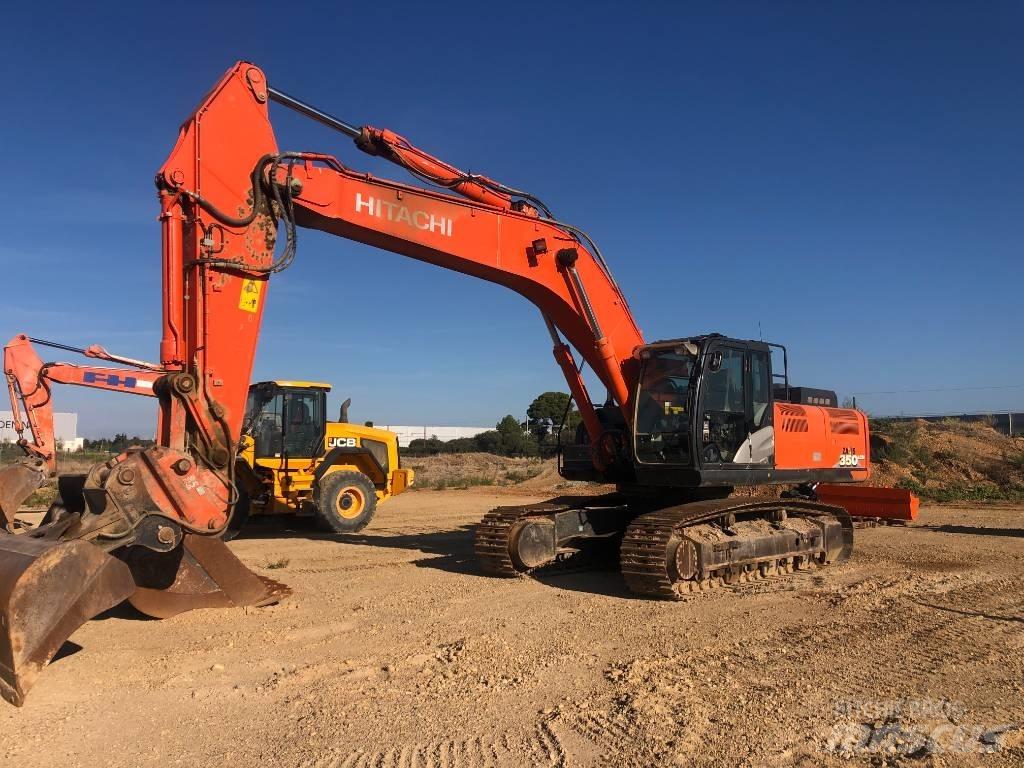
left=221, top=488, right=251, bottom=541
left=315, top=470, right=377, bottom=533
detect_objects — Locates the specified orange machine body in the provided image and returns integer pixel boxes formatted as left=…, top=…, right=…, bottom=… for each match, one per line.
left=773, top=404, right=870, bottom=480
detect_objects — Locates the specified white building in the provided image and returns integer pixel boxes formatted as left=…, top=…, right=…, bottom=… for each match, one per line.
left=381, top=425, right=491, bottom=448
left=0, top=411, right=83, bottom=452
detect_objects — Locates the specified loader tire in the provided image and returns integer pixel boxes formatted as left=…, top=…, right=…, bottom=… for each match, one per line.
left=315, top=471, right=377, bottom=533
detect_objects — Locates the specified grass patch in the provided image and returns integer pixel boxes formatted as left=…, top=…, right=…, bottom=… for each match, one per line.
left=896, top=478, right=1024, bottom=503
left=264, top=557, right=290, bottom=570
left=872, top=420, right=934, bottom=466
left=24, top=487, right=58, bottom=508
left=429, top=475, right=496, bottom=490
left=504, top=466, right=544, bottom=484
left=1003, top=449, right=1024, bottom=472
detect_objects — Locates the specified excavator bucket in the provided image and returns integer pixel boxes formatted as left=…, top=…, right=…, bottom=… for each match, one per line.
left=0, top=461, right=47, bottom=532
left=0, top=535, right=135, bottom=706
left=125, top=534, right=290, bottom=619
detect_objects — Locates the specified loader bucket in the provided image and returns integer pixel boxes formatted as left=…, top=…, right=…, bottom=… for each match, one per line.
left=124, top=533, right=290, bottom=619
left=0, top=535, right=135, bottom=706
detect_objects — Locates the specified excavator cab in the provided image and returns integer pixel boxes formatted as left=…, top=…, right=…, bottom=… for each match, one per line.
left=634, top=336, right=777, bottom=472
left=561, top=335, right=781, bottom=484
left=629, top=334, right=864, bottom=490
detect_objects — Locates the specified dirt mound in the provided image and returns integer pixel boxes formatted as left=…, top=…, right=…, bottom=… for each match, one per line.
left=869, top=419, right=1024, bottom=501
left=404, top=452, right=611, bottom=495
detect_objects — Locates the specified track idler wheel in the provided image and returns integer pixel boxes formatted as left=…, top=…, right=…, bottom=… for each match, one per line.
left=0, top=535, right=135, bottom=706
left=508, top=518, right=557, bottom=571
left=122, top=533, right=290, bottom=619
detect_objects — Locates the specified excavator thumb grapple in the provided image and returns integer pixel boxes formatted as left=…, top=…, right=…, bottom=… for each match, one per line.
left=0, top=535, right=135, bottom=706
left=125, top=534, right=290, bottom=619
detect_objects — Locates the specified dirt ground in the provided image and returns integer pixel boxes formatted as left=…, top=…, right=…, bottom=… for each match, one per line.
left=1, top=491, right=1021, bottom=767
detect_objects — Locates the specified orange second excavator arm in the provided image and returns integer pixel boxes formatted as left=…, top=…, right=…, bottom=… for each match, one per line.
left=0, top=335, right=161, bottom=530
left=3, top=335, right=161, bottom=469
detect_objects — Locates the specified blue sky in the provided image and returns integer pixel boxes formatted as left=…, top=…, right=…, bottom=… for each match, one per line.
left=1, top=2, right=1021, bottom=437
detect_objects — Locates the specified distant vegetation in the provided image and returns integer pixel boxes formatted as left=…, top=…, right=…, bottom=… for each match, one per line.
left=401, top=453, right=547, bottom=491
left=83, top=433, right=156, bottom=452
left=404, top=392, right=581, bottom=458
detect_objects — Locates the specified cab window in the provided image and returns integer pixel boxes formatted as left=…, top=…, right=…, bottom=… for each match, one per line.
left=282, top=390, right=323, bottom=458
left=634, top=349, right=696, bottom=465
left=699, top=347, right=746, bottom=463
left=247, top=388, right=324, bottom=459
left=751, top=352, right=771, bottom=428
left=250, top=390, right=284, bottom=458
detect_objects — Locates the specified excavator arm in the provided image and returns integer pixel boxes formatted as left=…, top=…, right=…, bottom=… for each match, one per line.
left=3, top=336, right=161, bottom=468
left=153, top=63, right=646, bottom=459
left=286, top=151, right=644, bottom=435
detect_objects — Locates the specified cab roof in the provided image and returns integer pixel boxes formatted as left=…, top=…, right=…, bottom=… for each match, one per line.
left=254, top=380, right=332, bottom=391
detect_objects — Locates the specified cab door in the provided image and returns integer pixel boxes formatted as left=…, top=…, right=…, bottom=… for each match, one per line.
left=696, top=343, right=775, bottom=467
left=280, top=389, right=325, bottom=460
left=743, top=349, right=774, bottom=464
left=249, top=388, right=285, bottom=460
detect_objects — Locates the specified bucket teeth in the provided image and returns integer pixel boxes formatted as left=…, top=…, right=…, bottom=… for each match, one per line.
left=0, top=535, right=135, bottom=706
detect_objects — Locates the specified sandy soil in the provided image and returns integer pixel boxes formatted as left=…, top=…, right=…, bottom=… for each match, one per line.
left=1, top=491, right=1021, bottom=767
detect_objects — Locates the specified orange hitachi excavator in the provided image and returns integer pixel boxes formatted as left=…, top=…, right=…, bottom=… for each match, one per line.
left=0, top=61, right=913, bottom=705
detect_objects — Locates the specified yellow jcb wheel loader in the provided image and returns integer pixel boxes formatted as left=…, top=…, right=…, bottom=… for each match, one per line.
left=231, top=381, right=413, bottom=538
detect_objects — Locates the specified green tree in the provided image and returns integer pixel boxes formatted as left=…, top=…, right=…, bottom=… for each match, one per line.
left=495, top=415, right=536, bottom=457
left=527, top=391, right=582, bottom=438
left=406, top=437, right=445, bottom=455
left=528, top=392, right=571, bottom=423
left=475, top=430, right=503, bottom=454
left=445, top=437, right=480, bottom=453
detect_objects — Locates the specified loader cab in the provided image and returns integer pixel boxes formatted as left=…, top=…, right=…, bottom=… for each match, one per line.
left=244, top=381, right=330, bottom=460
left=632, top=335, right=782, bottom=486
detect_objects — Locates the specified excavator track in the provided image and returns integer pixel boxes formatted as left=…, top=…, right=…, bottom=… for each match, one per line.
left=474, top=500, right=578, bottom=576
left=621, top=499, right=853, bottom=599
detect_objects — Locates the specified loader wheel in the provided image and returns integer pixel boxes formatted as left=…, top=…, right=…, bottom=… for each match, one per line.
left=315, top=471, right=377, bottom=533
